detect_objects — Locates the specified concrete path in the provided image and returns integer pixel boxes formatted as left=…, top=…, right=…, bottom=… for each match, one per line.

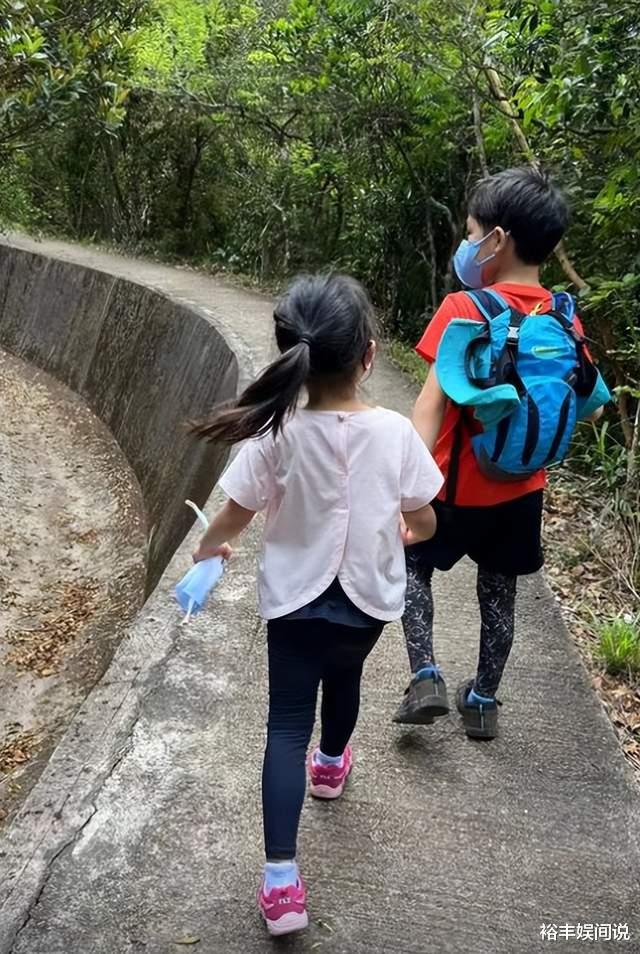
left=1, top=236, right=639, bottom=954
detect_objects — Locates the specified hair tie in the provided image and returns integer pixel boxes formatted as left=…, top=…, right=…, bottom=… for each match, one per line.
left=299, top=334, right=312, bottom=347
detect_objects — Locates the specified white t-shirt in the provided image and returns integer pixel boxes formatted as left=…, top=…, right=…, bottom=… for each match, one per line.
left=219, top=407, right=443, bottom=621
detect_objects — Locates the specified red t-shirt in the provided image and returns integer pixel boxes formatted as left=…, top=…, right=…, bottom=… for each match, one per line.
left=416, top=282, right=586, bottom=507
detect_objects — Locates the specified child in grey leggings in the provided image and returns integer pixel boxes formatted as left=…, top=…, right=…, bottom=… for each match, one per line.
left=394, top=491, right=543, bottom=739
left=395, top=168, right=604, bottom=738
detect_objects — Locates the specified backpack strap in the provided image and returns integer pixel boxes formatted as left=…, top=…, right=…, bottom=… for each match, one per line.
left=465, top=288, right=509, bottom=321
left=548, top=292, right=597, bottom=396
left=461, top=290, right=507, bottom=389
left=552, top=291, right=576, bottom=321
left=464, top=288, right=527, bottom=396
left=445, top=290, right=510, bottom=504
left=495, top=314, right=528, bottom=398
left=548, top=292, right=584, bottom=345
left=446, top=288, right=535, bottom=502
left=445, top=413, right=467, bottom=506
left=466, top=287, right=525, bottom=351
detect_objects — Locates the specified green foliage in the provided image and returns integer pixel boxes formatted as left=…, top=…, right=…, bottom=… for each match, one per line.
left=0, top=153, right=38, bottom=226
left=0, top=1, right=147, bottom=149
left=387, top=341, right=428, bottom=389
left=16, top=0, right=475, bottom=339
left=486, top=1, right=638, bottom=424
left=571, top=421, right=628, bottom=494
left=0, top=0, right=638, bottom=490
left=595, top=615, right=640, bottom=677
left=134, top=0, right=260, bottom=90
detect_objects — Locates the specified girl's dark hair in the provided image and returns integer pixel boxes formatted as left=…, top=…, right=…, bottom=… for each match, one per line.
left=191, top=273, right=375, bottom=444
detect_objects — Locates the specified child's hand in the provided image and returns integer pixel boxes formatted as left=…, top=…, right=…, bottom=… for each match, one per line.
left=401, top=503, right=437, bottom=546
left=193, top=541, right=233, bottom=563
left=400, top=516, right=413, bottom=547
left=402, top=527, right=418, bottom=547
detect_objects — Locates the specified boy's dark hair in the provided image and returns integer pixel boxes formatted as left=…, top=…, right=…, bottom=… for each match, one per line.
left=468, top=166, right=569, bottom=265
left=191, top=274, right=375, bottom=444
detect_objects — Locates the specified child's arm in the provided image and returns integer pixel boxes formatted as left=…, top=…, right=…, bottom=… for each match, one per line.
left=193, top=499, right=256, bottom=563
left=402, top=503, right=437, bottom=546
left=413, top=365, right=447, bottom=453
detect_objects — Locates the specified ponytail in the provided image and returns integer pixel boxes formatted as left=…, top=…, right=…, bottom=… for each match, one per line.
left=191, top=341, right=310, bottom=444
left=192, top=273, right=375, bottom=445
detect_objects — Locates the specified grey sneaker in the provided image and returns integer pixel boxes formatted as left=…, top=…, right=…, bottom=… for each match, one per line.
left=393, top=671, right=449, bottom=725
left=456, top=680, right=501, bottom=739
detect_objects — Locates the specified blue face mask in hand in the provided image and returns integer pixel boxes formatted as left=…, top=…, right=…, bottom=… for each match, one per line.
left=453, top=228, right=499, bottom=288
left=175, top=500, right=226, bottom=623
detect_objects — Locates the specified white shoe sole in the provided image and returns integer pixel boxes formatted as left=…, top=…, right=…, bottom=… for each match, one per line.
left=265, top=910, right=309, bottom=936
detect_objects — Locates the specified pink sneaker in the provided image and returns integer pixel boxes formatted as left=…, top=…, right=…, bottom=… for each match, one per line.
left=308, top=745, right=353, bottom=799
left=257, top=874, right=309, bottom=936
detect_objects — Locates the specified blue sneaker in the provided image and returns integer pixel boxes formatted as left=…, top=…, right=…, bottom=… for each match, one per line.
left=456, top=680, right=501, bottom=739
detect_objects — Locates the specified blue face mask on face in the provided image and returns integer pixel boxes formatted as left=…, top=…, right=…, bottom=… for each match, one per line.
left=453, top=229, right=498, bottom=289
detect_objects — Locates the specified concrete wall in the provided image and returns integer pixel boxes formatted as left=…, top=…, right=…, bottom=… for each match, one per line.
left=0, top=245, right=238, bottom=593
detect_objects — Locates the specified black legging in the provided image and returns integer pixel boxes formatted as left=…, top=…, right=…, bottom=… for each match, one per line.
left=263, top=618, right=383, bottom=861
left=402, top=552, right=517, bottom=697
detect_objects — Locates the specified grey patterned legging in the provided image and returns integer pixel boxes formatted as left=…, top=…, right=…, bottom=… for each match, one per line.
left=402, top=550, right=517, bottom=697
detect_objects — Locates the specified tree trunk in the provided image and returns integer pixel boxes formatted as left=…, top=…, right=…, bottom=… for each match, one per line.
left=472, top=90, right=489, bottom=177
left=627, top=399, right=640, bottom=492
left=425, top=202, right=438, bottom=313
left=554, top=238, right=588, bottom=291
left=176, top=131, right=205, bottom=235
left=482, top=65, right=587, bottom=290
left=101, top=138, right=128, bottom=238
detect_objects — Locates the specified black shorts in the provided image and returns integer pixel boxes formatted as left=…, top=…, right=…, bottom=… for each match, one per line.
left=409, top=490, right=544, bottom=577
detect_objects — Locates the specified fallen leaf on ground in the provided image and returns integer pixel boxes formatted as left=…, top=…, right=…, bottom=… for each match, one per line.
left=0, top=728, right=38, bottom=775
left=173, top=936, right=200, bottom=946
left=4, top=580, right=100, bottom=676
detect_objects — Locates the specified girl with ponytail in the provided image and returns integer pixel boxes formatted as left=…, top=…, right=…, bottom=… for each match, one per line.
left=190, top=274, right=443, bottom=936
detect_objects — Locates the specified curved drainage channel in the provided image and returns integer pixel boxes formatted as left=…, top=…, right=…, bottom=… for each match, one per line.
left=0, top=241, right=239, bottom=829
left=0, top=349, right=146, bottom=825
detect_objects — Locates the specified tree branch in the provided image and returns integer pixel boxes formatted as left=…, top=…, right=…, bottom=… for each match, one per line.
left=392, top=135, right=455, bottom=235
left=481, top=64, right=587, bottom=291
left=472, top=89, right=489, bottom=177
left=483, top=65, right=532, bottom=158
left=627, top=399, right=640, bottom=491
left=137, top=84, right=308, bottom=145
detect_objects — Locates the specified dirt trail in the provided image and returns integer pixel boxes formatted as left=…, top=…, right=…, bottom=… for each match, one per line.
left=0, top=350, right=146, bottom=824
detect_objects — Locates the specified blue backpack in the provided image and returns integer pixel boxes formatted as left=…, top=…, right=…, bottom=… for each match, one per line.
left=436, top=288, right=611, bottom=485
